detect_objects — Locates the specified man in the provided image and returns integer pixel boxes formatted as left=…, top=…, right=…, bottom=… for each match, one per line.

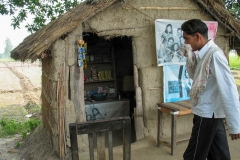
left=158, top=37, right=174, bottom=64
left=174, top=28, right=183, bottom=46
left=181, top=19, right=240, bottom=160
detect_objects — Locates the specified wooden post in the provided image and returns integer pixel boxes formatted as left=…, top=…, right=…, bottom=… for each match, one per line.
left=132, top=39, right=144, bottom=140
left=69, top=123, right=79, bottom=160
left=134, top=65, right=139, bottom=88
left=57, top=63, right=66, bottom=159
left=71, top=25, right=86, bottom=123
left=67, top=24, right=87, bottom=159
left=171, top=114, right=177, bottom=156
left=134, top=87, right=144, bottom=140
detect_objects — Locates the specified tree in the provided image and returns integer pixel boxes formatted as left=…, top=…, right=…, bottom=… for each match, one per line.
left=2, top=38, right=13, bottom=59
left=0, top=0, right=83, bottom=33
left=0, top=0, right=239, bottom=33
left=225, top=0, right=240, bottom=19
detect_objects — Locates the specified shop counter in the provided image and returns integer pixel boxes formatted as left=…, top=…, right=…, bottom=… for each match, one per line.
left=85, top=99, right=130, bottom=121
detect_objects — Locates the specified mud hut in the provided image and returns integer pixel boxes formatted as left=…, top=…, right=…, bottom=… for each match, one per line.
left=11, top=0, right=240, bottom=159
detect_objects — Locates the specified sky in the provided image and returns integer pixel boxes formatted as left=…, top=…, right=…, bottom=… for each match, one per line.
left=0, top=15, right=31, bottom=54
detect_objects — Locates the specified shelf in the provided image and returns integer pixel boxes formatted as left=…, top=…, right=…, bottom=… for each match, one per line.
left=86, top=61, right=114, bottom=65
left=84, top=79, right=115, bottom=84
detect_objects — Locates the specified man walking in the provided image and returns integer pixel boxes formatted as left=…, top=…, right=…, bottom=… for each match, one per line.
left=181, top=19, right=240, bottom=160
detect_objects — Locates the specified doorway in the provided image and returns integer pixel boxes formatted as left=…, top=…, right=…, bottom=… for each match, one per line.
left=83, top=33, right=136, bottom=146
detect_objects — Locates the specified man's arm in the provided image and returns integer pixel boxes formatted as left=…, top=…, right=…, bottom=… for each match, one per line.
left=211, top=51, right=240, bottom=139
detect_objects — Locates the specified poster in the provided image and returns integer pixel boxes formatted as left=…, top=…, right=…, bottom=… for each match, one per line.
left=164, top=64, right=193, bottom=103
left=156, top=19, right=218, bottom=103
left=155, top=19, right=218, bottom=66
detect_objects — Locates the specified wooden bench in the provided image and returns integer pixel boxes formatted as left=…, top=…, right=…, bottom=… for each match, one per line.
left=157, top=100, right=192, bottom=155
left=69, top=116, right=131, bottom=160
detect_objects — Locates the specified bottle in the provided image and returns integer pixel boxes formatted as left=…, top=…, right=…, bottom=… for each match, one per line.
left=118, top=91, right=121, bottom=100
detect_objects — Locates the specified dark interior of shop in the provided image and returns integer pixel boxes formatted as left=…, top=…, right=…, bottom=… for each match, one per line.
left=83, top=32, right=136, bottom=146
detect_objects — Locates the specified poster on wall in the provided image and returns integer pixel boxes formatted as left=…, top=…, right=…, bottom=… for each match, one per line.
left=155, top=19, right=218, bottom=66
left=163, top=64, right=193, bottom=103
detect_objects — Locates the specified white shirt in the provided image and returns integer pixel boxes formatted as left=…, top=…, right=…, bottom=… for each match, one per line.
left=187, top=40, right=240, bottom=134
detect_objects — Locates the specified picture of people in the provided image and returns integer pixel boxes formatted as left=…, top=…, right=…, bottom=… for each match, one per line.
left=155, top=19, right=218, bottom=66
left=161, top=24, right=174, bottom=46
left=164, top=64, right=193, bottom=102
left=86, top=108, right=104, bottom=121
left=180, top=68, right=193, bottom=98
left=171, top=43, right=186, bottom=63
left=155, top=20, right=186, bottom=66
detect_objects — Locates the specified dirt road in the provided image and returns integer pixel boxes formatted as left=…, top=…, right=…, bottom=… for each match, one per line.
left=0, top=61, right=42, bottom=160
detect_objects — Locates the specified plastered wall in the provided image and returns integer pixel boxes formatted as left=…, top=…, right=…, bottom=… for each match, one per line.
left=82, top=0, right=229, bottom=140
left=42, top=1, right=230, bottom=153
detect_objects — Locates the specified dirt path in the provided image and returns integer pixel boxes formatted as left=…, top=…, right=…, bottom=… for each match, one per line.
left=0, top=61, right=42, bottom=160
left=3, top=62, right=37, bottom=103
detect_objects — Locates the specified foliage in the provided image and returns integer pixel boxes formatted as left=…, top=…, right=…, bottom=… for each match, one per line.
left=0, top=58, right=16, bottom=62
left=2, top=38, right=13, bottom=59
left=0, top=0, right=239, bottom=33
left=229, top=53, right=240, bottom=70
left=0, top=0, right=83, bottom=33
left=225, top=0, right=240, bottom=19
left=0, top=118, right=41, bottom=138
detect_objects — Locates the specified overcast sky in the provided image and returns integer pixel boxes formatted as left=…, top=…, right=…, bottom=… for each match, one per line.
left=0, top=15, right=31, bottom=54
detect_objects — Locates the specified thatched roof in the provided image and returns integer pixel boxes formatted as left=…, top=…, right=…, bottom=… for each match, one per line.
left=11, top=0, right=240, bottom=61
left=11, top=0, right=120, bottom=62
left=196, top=0, right=240, bottom=54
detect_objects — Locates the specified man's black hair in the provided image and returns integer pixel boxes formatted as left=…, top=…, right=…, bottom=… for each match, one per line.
left=181, top=19, right=208, bottom=38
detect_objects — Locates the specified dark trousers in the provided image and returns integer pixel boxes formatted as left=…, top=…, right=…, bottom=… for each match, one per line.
left=183, top=114, right=230, bottom=160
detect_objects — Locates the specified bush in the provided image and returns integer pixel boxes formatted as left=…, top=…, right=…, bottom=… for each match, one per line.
left=229, top=51, right=240, bottom=70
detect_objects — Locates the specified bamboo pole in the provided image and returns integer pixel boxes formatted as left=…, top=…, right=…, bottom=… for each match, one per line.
left=123, top=6, right=198, bottom=10
left=138, top=7, right=199, bottom=10
left=57, top=64, right=66, bottom=159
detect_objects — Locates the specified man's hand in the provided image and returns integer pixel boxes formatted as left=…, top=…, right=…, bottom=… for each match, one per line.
left=180, top=44, right=192, bottom=57
left=229, top=134, right=240, bottom=140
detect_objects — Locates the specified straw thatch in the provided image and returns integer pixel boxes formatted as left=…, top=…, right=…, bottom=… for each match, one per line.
left=11, top=0, right=240, bottom=61
left=11, top=0, right=120, bottom=62
left=196, top=0, right=240, bottom=53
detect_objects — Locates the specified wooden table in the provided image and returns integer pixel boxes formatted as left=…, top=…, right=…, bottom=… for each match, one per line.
left=157, top=100, right=192, bottom=155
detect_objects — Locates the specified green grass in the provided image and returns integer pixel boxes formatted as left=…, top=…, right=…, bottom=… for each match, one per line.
left=0, top=118, right=42, bottom=138
left=0, top=58, right=16, bottom=62
left=229, top=54, right=240, bottom=70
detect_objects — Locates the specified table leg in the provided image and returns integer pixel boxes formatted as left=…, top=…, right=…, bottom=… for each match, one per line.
left=157, top=107, right=163, bottom=147
left=171, top=114, right=177, bottom=155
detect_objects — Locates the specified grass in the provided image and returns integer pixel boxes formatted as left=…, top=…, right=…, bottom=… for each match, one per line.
left=229, top=54, right=240, bottom=70
left=0, top=118, right=42, bottom=138
left=0, top=58, right=16, bottom=62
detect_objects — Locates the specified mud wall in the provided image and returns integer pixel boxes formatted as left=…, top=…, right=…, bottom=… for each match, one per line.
left=41, top=0, right=230, bottom=156
left=41, top=39, right=66, bottom=153
left=82, top=0, right=229, bottom=140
